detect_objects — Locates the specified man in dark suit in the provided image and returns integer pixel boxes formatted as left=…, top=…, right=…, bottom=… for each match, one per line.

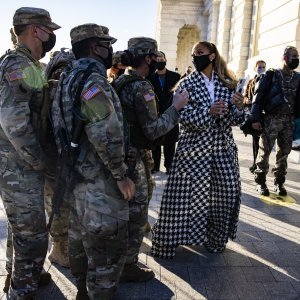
left=148, top=51, right=181, bottom=174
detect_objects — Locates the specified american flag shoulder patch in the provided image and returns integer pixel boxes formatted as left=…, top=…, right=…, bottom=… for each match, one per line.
left=8, top=70, right=25, bottom=81
left=82, top=84, right=102, bottom=101
left=143, top=91, right=155, bottom=102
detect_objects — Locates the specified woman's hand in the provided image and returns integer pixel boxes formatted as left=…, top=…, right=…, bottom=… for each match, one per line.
left=209, top=100, right=228, bottom=116
left=232, top=92, right=244, bottom=111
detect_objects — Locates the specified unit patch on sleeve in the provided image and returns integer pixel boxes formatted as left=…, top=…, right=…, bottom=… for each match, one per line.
left=82, top=84, right=102, bottom=101
left=8, top=70, right=25, bottom=81
left=143, top=91, right=155, bottom=102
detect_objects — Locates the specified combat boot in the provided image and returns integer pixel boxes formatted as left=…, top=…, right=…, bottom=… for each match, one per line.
left=256, top=182, right=270, bottom=196
left=48, top=241, right=69, bottom=268
left=274, top=177, right=287, bottom=196
left=120, top=264, right=155, bottom=282
left=255, top=173, right=269, bottom=196
left=274, top=183, right=287, bottom=196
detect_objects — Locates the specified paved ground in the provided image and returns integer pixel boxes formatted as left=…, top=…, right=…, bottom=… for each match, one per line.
left=0, top=128, right=300, bottom=300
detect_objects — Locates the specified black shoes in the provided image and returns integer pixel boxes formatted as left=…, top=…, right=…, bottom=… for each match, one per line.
left=151, top=168, right=159, bottom=174
left=274, top=183, right=287, bottom=196
left=249, top=164, right=257, bottom=173
left=256, top=183, right=270, bottom=196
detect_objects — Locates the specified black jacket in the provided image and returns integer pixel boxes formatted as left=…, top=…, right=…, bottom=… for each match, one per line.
left=251, top=69, right=300, bottom=122
left=148, top=69, right=181, bottom=143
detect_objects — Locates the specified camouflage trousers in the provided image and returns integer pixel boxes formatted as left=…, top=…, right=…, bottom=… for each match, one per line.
left=255, top=114, right=295, bottom=182
left=69, top=178, right=128, bottom=300
left=140, top=149, right=155, bottom=202
left=0, top=158, right=48, bottom=296
left=5, top=176, right=70, bottom=275
left=44, top=177, right=70, bottom=242
left=126, top=157, right=149, bottom=265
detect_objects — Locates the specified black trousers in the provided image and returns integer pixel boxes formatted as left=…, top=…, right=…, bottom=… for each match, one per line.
left=152, top=142, right=176, bottom=171
left=252, top=134, right=260, bottom=164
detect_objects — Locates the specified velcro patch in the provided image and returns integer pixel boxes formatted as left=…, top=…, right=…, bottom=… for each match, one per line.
left=82, top=85, right=102, bottom=101
left=8, top=70, right=25, bottom=81
left=144, top=91, right=155, bottom=102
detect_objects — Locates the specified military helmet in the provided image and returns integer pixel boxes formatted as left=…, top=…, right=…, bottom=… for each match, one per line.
left=70, top=23, right=117, bottom=45
left=127, top=37, right=159, bottom=56
left=13, top=7, right=60, bottom=30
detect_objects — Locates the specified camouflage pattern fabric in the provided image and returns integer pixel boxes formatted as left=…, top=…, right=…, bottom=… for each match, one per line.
left=115, top=69, right=179, bottom=265
left=0, top=45, right=48, bottom=297
left=140, top=149, right=155, bottom=202
left=69, top=181, right=128, bottom=300
left=255, top=114, right=295, bottom=181
left=5, top=224, right=13, bottom=274
left=70, top=23, right=116, bottom=45
left=13, top=7, right=60, bottom=30
left=52, top=57, right=128, bottom=298
left=127, top=37, right=159, bottom=56
left=44, top=177, right=70, bottom=242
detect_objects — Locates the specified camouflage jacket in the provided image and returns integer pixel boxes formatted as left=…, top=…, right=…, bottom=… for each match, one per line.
left=0, top=45, right=46, bottom=169
left=52, top=58, right=128, bottom=182
left=114, top=69, right=179, bottom=149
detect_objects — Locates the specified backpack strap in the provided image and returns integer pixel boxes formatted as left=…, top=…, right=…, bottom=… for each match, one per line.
left=112, top=74, right=144, bottom=94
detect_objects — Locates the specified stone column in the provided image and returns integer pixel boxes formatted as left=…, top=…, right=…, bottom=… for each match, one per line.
left=216, top=0, right=234, bottom=63
left=205, top=0, right=221, bottom=44
left=227, top=0, right=253, bottom=78
left=156, top=0, right=204, bottom=72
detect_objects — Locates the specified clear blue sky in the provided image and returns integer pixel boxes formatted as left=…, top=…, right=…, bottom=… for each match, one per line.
left=0, top=0, right=158, bottom=61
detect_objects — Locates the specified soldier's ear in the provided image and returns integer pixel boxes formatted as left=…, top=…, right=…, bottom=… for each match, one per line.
left=145, top=55, right=151, bottom=64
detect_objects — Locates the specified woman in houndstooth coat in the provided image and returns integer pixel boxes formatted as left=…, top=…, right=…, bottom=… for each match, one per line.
left=151, top=41, right=246, bottom=259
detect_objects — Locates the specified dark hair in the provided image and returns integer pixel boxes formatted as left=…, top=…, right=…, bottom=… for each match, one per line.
left=159, top=51, right=166, bottom=59
left=255, top=60, right=266, bottom=67
left=284, top=45, right=297, bottom=56
left=72, top=37, right=100, bottom=59
left=13, top=25, right=29, bottom=36
left=121, top=50, right=147, bottom=68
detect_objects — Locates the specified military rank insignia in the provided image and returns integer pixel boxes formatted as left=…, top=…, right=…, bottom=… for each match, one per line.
left=82, top=84, right=101, bottom=101
left=143, top=91, right=155, bottom=102
left=8, top=70, right=25, bottom=81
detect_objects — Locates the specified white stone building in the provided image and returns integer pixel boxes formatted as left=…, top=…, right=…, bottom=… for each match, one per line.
left=155, top=0, right=300, bottom=77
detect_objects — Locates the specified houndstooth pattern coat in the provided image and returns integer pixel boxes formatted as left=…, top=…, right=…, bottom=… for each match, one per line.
left=151, top=71, right=246, bottom=259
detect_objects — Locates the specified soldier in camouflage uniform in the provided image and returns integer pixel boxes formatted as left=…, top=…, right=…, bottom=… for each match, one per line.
left=251, top=46, right=300, bottom=196
left=0, top=7, right=60, bottom=299
left=107, top=51, right=126, bottom=83
left=51, top=24, right=135, bottom=300
left=44, top=48, right=76, bottom=268
left=114, top=37, right=189, bottom=282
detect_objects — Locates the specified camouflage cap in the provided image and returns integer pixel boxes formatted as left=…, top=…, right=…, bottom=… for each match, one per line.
left=112, top=51, right=124, bottom=66
left=70, top=23, right=117, bottom=45
left=127, top=37, right=159, bottom=55
left=13, top=7, right=60, bottom=30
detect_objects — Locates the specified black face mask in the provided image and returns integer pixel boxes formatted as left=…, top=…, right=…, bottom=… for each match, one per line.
left=118, top=68, right=125, bottom=75
left=287, top=58, right=299, bottom=70
left=192, top=54, right=212, bottom=72
left=97, top=46, right=113, bottom=69
left=148, top=60, right=158, bottom=75
left=156, top=62, right=166, bottom=71
left=41, top=33, right=56, bottom=58
left=103, top=49, right=113, bottom=69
